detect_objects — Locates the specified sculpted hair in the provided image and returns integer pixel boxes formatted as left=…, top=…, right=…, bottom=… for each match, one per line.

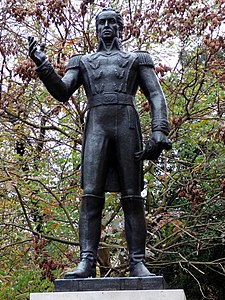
left=96, top=7, right=124, bottom=38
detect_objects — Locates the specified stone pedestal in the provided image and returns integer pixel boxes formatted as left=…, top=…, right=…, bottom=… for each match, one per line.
left=30, top=277, right=187, bottom=300
left=54, top=276, right=165, bottom=292
left=30, top=290, right=187, bottom=300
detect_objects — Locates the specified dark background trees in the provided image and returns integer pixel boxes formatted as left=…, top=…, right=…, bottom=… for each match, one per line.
left=0, top=0, right=224, bottom=299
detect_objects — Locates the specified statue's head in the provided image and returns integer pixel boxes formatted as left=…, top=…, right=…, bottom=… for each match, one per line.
left=96, top=8, right=124, bottom=40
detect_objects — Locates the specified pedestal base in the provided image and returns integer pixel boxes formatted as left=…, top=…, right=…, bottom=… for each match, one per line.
left=30, top=276, right=187, bottom=299
left=54, top=276, right=165, bottom=292
left=30, top=290, right=187, bottom=300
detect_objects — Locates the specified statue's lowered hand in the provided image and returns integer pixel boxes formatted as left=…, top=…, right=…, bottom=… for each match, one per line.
left=134, top=131, right=172, bottom=161
left=28, top=36, right=46, bottom=67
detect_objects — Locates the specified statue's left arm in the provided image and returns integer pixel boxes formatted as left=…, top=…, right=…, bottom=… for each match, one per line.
left=135, top=51, right=172, bottom=160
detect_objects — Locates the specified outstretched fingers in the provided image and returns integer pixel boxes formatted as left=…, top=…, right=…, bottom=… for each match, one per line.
left=28, top=37, right=37, bottom=59
left=39, top=43, right=45, bottom=52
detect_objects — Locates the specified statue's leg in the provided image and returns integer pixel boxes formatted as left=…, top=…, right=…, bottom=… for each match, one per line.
left=64, top=194, right=105, bottom=278
left=65, top=107, right=112, bottom=278
left=115, top=106, right=155, bottom=276
left=121, top=196, right=156, bottom=277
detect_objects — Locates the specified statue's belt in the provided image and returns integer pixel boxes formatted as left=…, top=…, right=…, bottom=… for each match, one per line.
left=87, top=93, right=135, bottom=108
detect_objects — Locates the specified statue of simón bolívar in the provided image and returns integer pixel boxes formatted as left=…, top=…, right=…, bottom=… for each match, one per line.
left=28, top=7, right=172, bottom=278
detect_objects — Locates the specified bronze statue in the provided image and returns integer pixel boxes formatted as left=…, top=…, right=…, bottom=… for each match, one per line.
left=28, top=8, right=171, bottom=278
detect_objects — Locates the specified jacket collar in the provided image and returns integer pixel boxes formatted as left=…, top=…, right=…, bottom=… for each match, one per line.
left=96, top=37, right=123, bottom=52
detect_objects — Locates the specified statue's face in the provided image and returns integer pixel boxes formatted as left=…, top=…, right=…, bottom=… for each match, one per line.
left=97, top=11, right=119, bottom=40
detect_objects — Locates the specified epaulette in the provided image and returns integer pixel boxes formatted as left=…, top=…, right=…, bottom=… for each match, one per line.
left=134, top=51, right=155, bottom=68
left=66, top=54, right=83, bottom=70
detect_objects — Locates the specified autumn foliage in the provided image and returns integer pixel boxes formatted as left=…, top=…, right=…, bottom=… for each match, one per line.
left=0, top=0, right=225, bottom=299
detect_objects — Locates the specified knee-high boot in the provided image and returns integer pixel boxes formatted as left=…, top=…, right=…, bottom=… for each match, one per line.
left=121, top=196, right=155, bottom=277
left=64, top=194, right=105, bottom=278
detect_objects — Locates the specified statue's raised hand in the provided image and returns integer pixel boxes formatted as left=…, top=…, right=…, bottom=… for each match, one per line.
left=28, top=36, right=46, bottom=66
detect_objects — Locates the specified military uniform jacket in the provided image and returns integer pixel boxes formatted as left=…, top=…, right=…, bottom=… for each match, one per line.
left=36, top=38, right=170, bottom=192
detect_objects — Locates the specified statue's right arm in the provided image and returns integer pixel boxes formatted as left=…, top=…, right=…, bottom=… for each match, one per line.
left=28, top=37, right=82, bottom=102
left=35, top=59, right=82, bottom=103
